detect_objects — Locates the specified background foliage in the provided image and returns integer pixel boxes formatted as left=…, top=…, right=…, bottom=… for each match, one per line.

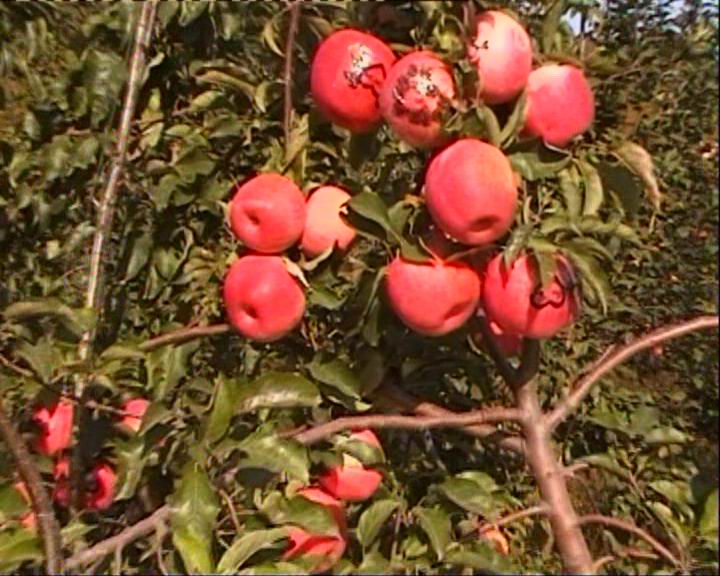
left=0, top=0, right=717, bottom=574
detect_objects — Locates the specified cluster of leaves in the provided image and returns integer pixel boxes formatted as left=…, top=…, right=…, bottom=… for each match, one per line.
left=0, top=1, right=716, bottom=574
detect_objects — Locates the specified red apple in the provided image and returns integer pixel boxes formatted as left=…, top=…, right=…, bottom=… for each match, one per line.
left=52, top=457, right=70, bottom=507
left=478, top=524, right=510, bottom=555
left=310, top=29, right=396, bottom=133
left=378, top=50, right=456, bottom=149
left=85, top=462, right=116, bottom=511
left=223, top=255, right=306, bottom=342
left=300, top=186, right=357, bottom=258
left=425, top=138, right=518, bottom=246
left=468, top=10, right=533, bottom=104
left=482, top=253, right=581, bottom=339
left=297, top=486, right=346, bottom=532
left=472, top=318, right=523, bottom=358
left=283, top=527, right=347, bottom=573
left=33, top=399, right=73, bottom=456
left=319, top=463, right=383, bottom=503
left=229, top=173, right=306, bottom=253
left=523, top=64, right=595, bottom=147
left=385, top=256, right=482, bottom=336
left=348, top=428, right=381, bottom=450
left=118, top=397, right=149, bottom=433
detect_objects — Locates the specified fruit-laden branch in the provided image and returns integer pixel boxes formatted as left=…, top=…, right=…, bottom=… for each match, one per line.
left=283, top=0, right=302, bottom=161
left=373, top=382, right=526, bottom=455
left=545, top=315, right=719, bottom=431
left=65, top=504, right=171, bottom=570
left=0, top=397, right=63, bottom=574
left=290, top=407, right=523, bottom=445
left=579, top=514, right=682, bottom=569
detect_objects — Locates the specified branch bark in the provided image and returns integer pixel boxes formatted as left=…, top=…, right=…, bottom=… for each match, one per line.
left=283, top=0, right=302, bottom=162
left=579, top=514, right=682, bottom=569
left=290, top=407, right=522, bottom=445
left=373, top=383, right=525, bottom=455
left=0, top=398, right=63, bottom=574
left=546, top=315, right=719, bottom=431
left=66, top=505, right=171, bottom=570
left=138, top=323, right=230, bottom=352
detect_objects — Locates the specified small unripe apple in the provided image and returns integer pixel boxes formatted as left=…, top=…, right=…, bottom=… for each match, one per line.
left=300, top=186, right=357, bottom=258
left=118, top=397, right=149, bottom=433
left=385, top=256, right=481, bottom=336
left=223, top=255, right=305, bottom=342
left=33, top=400, right=74, bottom=456
left=379, top=50, right=456, bottom=149
left=311, top=29, right=396, bottom=133
left=468, top=10, right=533, bottom=104
left=425, top=138, right=518, bottom=246
left=523, top=64, right=595, bottom=147
left=229, top=173, right=306, bottom=253
left=482, top=253, right=581, bottom=339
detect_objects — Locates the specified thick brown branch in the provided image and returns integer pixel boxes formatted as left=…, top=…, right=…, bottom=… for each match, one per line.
left=546, top=315, right=719, bottom=431
left=138, top=323, right=230, bottom=352
left=290, top=407, right=522, bottom=445
left=66, top=505, right=171, bottom=570
left=0, top=398, right=63, bottom=574
left=579, top=514, right=682, bottom=569
left=283, top=0, right=302, bottom=161
left=373, top=383, right=525, bottom=455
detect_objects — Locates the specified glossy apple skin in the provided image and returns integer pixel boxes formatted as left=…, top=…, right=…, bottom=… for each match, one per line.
left=482, top=253, right=581, bottom=339
left=311, top=29, right=396, bottom=133
left=51, top=458, right=116, bottom=511
left=523, top=64, right=595, bottom=147
left=229, top=173, right=306, bottom=253
left=468, top=10, right=533, bottom=104
left=119, top=398, right=149, bottom=433
left=300, top=186, right=357, bottom=258
left=425, top=138, right=518, bottom=246
left=379, top=51, right=456, bottom=149
left=349, top=429, right=381, bottom=449
left=223, top=255, right=305, bottom=342
left=319, top=466, right=383, bottom=502
left=33, top=400, right=74, bottom=456
left=385, top=256, right=482, bottom=336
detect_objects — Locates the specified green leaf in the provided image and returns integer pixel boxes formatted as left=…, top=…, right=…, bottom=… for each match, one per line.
left=644, top=427, right=688, bottom=445
left=237, top=372, right=321, bottom=414
left=577, top=160, right=604, bottom=216
left=500, top=91, right=528, bottom=147
left=82, top=48, right=127, bottom=128
left=3, top=299, right=92, bottom=338
left=15, top=338, right=64, bottom=384
left=615, top=141, right=661, bottom=210
left=356, top=549, right=391, bottom=574
left=699, top=489, right=718, bottom=539
left=348, top=191, right=399, bottom=242
left=204, top=376, right=243, bottom=444
left=444, top=541, right=515, bottom=573
left=146, top=339, right=200, bottom=401
left=0, top=484, right=28, bottom=522
left=307, top=356, right=363, bottom=400
left=542, top=0, right=567, bottom=53
left=503, top=223, right=533, bottom=265
left=114, top=436, right=149, bottom=501
left=414, top=506, right=452, bottom=561
left=239, top=430, right=310, bottom=483
left=596, top=161, right=643, bottom=216
left=564, top=248, right=611, bottom=314
left=170, top=462, right=220, bottom=574
left=559, top=166, right=582, bottom=220
left=0, top=529, right=42, bottom=572
left=261, top=492, right=340, bottom=537
left=124, top=231, right=153, bottom=282
left=509, top=148, right=571, bottom=181
left=179, top=0, right=209, bottom=26
left=216, top=527, right=290, bottom=574
left=477, top=105, right=501, bottom=147
left=437, top=477, right=496, bottom=519
left=357, top=500, right=399, bottom=548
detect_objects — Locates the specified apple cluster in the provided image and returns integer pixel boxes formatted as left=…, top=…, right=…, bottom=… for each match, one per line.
left=13, top=396, right=150, bottom=529
left=283, top=430, right=383, bottom=571
left=222, top=10, right=594, bottom=348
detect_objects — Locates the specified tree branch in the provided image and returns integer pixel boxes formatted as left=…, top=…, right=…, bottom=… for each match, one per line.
left=546, top=315, right=719, bottom=431
left=372, top=383, right=525, bottom=455
left=579, top=514, right=682, bottom=569
left=290, top=407, right=522, bottom=445
left=138, top=323, right=230, bottom=352
left=283, top=0, right=302, bottom=161
left=490, top=504, right=548, bottom=528
left=66, top=505, right=171, bottom=570
left=0, top=398, right=63, bottom=574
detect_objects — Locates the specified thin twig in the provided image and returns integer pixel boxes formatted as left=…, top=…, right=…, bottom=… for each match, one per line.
left=579, top=514, right=682, bottom=568
left=66, top=505, right=171, bottom=570
left=373, top=382, right=525, bottom=455
left=491, top=504, right=548, bottom=528
left=546, top=315, right=719, bottom=431
left=0, top=353, right=34, bottom=379
left=0, top=398, right=63, bottom=574
left=283, top=0, right=302, bottom=161
left=290, top=407, right=522, bottom=445
left=138, top=323, right=231, bottom=352
left=591, top=555, right=615, bottom=573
